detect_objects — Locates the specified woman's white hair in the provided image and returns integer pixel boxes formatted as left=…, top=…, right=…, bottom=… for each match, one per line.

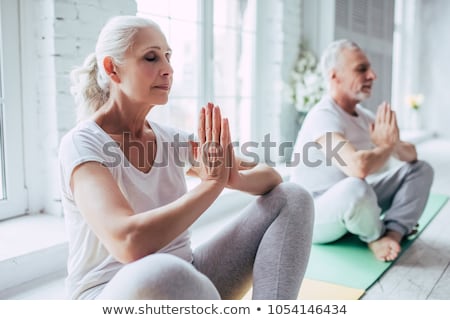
left=70, top=16, right=159, bottom=122
left=319, top=39, right=360, bottom=89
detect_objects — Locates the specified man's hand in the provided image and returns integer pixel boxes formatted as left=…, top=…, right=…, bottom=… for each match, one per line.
left=370, top=102, right=399, bottom=150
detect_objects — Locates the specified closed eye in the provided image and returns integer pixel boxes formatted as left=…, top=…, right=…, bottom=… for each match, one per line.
left=145, top=55, right=157, bottom=62
left=144, top=49, right=172, bottom=63
left=356, top=64, right=370, bottom=73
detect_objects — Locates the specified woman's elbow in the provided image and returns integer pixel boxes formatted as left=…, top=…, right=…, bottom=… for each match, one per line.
left=108, top=237, right=140, bottom=264
left=111, top=239, right=158, bottom=264
left=108, top=228, right=157, bottom=264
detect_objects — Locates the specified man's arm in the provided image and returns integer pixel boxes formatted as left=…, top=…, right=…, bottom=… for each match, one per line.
left=316, top=132, right=394, bottom=179
left=393, top=140, right=417, bottom=163
left=316, top=102, right=399, bottom=179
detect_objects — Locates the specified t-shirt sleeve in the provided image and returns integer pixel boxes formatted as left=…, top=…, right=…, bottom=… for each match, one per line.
left=305, top=108, right=346, bottom=142
left=58, top=130, right=108, bottom=199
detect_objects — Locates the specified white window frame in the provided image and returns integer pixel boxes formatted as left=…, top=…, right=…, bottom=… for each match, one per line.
left=0, top=0, right=28, bottom=220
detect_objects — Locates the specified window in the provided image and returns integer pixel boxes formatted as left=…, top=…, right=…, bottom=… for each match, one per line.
left=0, top=0, right=28, bottom=220
left=136, top=0, right=256, bottom=142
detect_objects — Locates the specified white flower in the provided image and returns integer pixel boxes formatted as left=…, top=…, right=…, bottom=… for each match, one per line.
left=405, top=94, right=424, bottom=110
left=303, top=72, right=320, bottom=87
left=286, top=48, right=325, bottom=115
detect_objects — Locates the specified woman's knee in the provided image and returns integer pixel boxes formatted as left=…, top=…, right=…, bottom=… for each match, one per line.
left=269, top=182, right=315, bottom=225
left=107, top=254, right=219, bottom=299
left=268, top=182, right=313, bottom=207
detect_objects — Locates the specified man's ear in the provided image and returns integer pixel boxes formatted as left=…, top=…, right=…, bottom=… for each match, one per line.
left=330, top=68, right=337, bottom=80
left=330, top=68, right=339, bottom=84
left=103, top=56, right=120, bottom=83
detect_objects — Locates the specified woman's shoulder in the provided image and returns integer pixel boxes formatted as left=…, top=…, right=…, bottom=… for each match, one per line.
left=59, top=119, right=112, bottom=155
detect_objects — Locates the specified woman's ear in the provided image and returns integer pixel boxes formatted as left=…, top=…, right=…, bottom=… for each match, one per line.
left=103, top=56, right=121, bottom=83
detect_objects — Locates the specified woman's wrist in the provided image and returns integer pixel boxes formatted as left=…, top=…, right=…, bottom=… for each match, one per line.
left=200, top=178, right=227, bottom=192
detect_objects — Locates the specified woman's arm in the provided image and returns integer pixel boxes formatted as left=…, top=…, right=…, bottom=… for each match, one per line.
left=225, top=157, right=282, bottom=195
left=71, top=104, right=231, bottom=264
left=188, top=155, right=282, bottom=195
left=72, top=162, right=225, bottom=264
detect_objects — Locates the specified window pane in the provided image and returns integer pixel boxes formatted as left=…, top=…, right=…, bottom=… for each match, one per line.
left=214, top=97, right=252, bottom=142
left=169, top=20, right=199, bottom=99
left=136, top=0, right=170, bottom=18
left=0, top=0, right=27, bottom=218
left=213, top=0, right=256, bottom=32
left=169, top=0, right=200, bottom=22
left=213, top=29, right=253, bottom=98
left=213, top=0, right=256, bottom=142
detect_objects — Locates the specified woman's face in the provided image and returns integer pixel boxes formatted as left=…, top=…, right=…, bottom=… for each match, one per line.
left=116, top=26, right=173, bottom=106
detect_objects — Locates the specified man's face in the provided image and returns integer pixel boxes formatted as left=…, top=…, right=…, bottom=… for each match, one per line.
left=332, top=48, right=377, bottom=102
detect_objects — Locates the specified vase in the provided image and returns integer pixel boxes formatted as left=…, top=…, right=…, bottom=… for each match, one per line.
left=408, top=110, right=421, bottom=130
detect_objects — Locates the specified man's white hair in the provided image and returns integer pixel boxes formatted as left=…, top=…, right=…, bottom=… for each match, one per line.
left=319, top=39, right=361, bottom=89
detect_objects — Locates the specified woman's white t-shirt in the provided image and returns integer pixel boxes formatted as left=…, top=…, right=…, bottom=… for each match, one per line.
left=58, top=117, right=193, bottom=299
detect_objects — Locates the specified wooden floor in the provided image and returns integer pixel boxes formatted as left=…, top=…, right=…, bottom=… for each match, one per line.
left=362, top=138, right=450, bottom=299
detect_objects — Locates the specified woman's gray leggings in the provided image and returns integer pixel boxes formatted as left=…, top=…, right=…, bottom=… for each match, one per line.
left=95, top=182, right=314, bottom=300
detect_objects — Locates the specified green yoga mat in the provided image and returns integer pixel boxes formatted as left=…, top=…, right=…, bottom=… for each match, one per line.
left=305, top=193, right=449, bottom=290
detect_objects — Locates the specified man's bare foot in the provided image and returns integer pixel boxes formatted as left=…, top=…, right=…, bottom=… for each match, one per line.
left=368, top=230, right=402, bottom=262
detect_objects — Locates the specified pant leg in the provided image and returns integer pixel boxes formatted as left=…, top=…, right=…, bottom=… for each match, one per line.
left=370, top=160, right=434, bottom=236
left=313, top=177, right=383, bottom=243
left=192, top=182, right=314, bottom=300
left=94, top=253, right=220, bottom=299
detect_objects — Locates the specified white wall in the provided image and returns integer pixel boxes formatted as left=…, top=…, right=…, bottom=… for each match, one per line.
left=418, top=0, right=450, bottom=138
left=279, top=0, right=302, bottom=161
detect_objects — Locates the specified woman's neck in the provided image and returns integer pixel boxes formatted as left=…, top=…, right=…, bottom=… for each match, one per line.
left=94, top=99, right=153, bottom=138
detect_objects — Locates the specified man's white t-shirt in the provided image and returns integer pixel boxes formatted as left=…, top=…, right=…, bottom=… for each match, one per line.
left=290, top=95, right=376, bottom=194
left=59, top=116, right=193, bottom=299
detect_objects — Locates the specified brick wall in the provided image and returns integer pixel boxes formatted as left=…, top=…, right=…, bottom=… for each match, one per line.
left=52, top=0, right=137, bottom=136
left=23, top=0, right=136, bottom=215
